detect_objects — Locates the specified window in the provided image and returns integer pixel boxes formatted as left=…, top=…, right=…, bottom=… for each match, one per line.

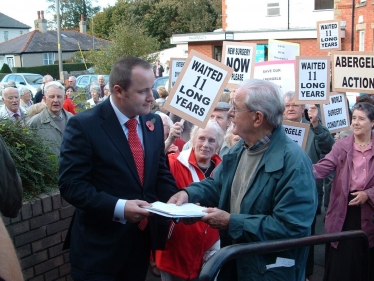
left=267, top=3, right=280, bottom=16
left=359, top=30, right=365, bottom=51
left=4, top=31, right=8, bottom=41
left=213, top=46, right=222, bottom=62
left=315, top=0, right=333, bottom=10
left=43, top=53, right=55, bottom=65
left=6, top=57, right=14, bottom=69
left=360, top=0, right=366, bottom=3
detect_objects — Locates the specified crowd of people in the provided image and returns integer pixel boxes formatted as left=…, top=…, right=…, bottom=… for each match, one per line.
left=0, top=55, right=374, bottom=281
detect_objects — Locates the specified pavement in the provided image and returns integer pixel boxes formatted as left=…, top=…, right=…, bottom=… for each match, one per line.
left=146, top=209, right=327, bottom=281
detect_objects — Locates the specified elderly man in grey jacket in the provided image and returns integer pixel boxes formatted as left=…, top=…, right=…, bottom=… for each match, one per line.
left=27, top=81, right=73, bottom=156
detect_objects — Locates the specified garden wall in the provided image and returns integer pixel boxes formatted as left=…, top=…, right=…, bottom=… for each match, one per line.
left=2, top=191, right=74, bottom=281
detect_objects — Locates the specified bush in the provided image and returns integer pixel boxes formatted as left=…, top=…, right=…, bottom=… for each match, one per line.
left=0, top=63, right=12, bottom=73
left=0, top=120, right=59, bottom=200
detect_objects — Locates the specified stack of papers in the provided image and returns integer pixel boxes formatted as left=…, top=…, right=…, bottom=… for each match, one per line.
left=142, top=201, right=207, bottom=218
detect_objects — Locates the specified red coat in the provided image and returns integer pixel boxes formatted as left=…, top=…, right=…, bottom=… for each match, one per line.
left=63, top=98, right=77, bottom=115
left=156, top=149, right=221, bottom=279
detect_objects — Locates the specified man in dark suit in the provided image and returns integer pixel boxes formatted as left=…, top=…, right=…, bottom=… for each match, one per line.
left=58, top=56, right=178, bottom=281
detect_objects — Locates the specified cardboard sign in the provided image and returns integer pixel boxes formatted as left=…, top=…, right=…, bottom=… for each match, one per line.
left=332, top=51, right=374, bottom=94
left=268, top=39, right=300, bottom=61
left=295, top=56, right=330, bottom=104
left=321, top=92, right=351, bottom=133
left=282, top=121, right=310, bottom=150
left=221, top=41, right=256, bottom=88
left=168, top=58, right=186, bottom=90
left=163, top=50, right=233, bottom=128
left=317, top=20, right=341, bottom=51
left=254, top=60, right=295, bottom=94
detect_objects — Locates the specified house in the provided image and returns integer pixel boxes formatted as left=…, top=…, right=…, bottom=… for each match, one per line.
left=0, top=12, right=31, bottom=44
left=0, top=11, right=109, bottom=69
left=169, top=0, right=366, bottom=61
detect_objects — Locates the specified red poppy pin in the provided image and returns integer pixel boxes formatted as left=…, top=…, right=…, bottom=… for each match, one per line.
left=146, top=118, right=156, bottom=131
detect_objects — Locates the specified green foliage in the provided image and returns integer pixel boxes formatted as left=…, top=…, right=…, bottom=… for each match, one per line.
left=12, top=63, right=91, bottom=80
left=92, top=0, right=221, bottom=49
left=85, top=23, right=159, bottom=74
left=0, top=120, right=58, bottom=200
left=0, top=63, right=12, bottom=73
left=47, top=0, right=100, bottom=30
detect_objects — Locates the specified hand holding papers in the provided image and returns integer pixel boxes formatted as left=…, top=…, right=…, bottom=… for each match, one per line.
left=142, top=201, right=207, bottom=218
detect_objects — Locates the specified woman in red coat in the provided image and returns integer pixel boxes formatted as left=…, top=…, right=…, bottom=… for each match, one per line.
left=156, top=121, right=224, bottom=281
left=63, top=86, right=77, bottom=115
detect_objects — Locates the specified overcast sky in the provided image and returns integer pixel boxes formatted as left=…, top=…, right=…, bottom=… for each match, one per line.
left=2, top=0, right=117, bottom=30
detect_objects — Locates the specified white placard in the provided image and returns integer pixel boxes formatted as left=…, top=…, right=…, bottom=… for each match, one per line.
left=332, top=51, right=374, bottom=94
left=317, top=20, right=341, bottom=51
left=221, top=41, right=256, bottom=88
left=169, top=58, right=186, bottom=90
left=295, top=56, right=330, bottom=104
left=321, top=92, right=351, bottom=133
left=163, top=50, right=233, bottom=128
left=254, top=61, right=295, bottom=94
left=282, top=121, right=310, bottom=150
left=268, top=39, right=300, bottom=61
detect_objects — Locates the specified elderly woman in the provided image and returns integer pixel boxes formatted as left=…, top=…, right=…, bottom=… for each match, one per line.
left=156, top=121, right=224, bottom=281
left=313, top=102, right=374, bottom=281
left=63, top=86, right=77, bottom=115
left=19, top=87, right=33, bottom=109
left=86, top=85, right=102, bottom=107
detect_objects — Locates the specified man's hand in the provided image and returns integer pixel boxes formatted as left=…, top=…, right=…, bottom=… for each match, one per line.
left=124, top=200, right=151, bottom=223
left=168, top=190, right=189, bottom=206
left=201, top=208, right=230, bottom=230
left=308, top=105, right=319, bottom=127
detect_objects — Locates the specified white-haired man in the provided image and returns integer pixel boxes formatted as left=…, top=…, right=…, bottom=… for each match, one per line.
left=27, top=81, right=73, bottom=155
left=0, top=87, right=28, bottom=122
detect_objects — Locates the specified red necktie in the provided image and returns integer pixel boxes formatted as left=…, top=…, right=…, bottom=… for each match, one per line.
left=13, top=113, right=20, bottom=120
left=125, top=119, right=144, bottom=186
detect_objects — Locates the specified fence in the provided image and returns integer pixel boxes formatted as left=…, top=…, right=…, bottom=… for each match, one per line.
left=199, top=230, right=369, bottom=281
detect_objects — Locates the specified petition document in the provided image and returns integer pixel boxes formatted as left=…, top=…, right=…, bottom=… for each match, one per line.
left=142, top=201, right=207, bottom=218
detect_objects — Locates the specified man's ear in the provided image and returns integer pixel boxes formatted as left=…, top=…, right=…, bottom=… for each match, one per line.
left=112, top=85, right=123, bottom=96
left=42, top=95, right=46, bottom=103
left=253, top=111, right=264, bottom=128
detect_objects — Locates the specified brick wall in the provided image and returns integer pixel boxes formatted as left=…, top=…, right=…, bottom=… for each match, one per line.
left=2, top=191, right=75, bottom=281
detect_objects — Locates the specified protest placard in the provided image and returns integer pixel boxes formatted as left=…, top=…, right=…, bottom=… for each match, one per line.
left=163, top=50, right=233, bottom=128
left=282, top=121, right=310, bottom=150
left=254, top=60, right=295, bottom=94
left=321, top=92, right=350, bottom=133
left=168, top=58, right=186, bottom=90
left=332, top=51, right=374, bottom=94
left=221, top=41, right=256, bottom=88
left=268, top=39, right=300, bottom=61
left=295, top=56, right=330, bottom=104
left=316, top=20, right=341, bottom=51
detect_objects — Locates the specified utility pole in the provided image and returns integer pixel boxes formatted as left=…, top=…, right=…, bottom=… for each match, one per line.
left=56, top=0, right=64, bottom=81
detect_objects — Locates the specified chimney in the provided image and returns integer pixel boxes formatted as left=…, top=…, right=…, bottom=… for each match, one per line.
left=34, top=10, right=48, bottom=33
left=79, top=14, right=87, bottom=34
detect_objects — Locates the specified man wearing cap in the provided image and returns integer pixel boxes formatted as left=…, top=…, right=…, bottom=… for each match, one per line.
left=182, top=101, right=232, bottom=157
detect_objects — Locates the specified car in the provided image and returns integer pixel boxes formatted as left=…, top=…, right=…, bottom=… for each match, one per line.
left=0, top=73, right=43, bottom=95
left=76, top=74, right=109, bottom=89
left=153, top=76, right=169, bottom=90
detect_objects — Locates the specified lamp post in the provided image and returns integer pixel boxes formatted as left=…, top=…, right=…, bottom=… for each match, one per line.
left=56, top=0, right=64, bottom=81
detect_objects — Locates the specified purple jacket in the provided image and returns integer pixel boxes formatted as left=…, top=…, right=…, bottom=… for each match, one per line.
left=313, top=132, right=374, bottom=248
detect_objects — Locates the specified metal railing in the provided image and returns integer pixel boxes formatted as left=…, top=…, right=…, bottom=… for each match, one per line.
left=199, top=230, right=369, bottom=281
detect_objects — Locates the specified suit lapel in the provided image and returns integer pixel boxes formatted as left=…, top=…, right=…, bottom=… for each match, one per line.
left=100, top=100, right=141, bottom=185
left=140, top=115, right=155, bottom=188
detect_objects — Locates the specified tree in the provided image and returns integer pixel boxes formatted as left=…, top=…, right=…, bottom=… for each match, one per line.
left=47, top=0, right=100, bottom=30
left=91, top=0, right=221, bottom=49
left=0, top=63, right=12, bottom=73
left=84, top=22, right=160, bottom=74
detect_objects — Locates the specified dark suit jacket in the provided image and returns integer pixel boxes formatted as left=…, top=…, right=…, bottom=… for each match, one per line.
left=58, top=98, right=177, bottom=274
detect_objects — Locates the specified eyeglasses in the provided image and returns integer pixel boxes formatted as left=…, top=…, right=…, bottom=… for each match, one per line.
left=68, top=81, right=74, bottom=82
left=231, top=107, right=253, bottom=114
left=285, top=104, right=301, bottom=109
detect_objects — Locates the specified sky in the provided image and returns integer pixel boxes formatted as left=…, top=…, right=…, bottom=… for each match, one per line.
left=2, top=0, right=117, bottom=30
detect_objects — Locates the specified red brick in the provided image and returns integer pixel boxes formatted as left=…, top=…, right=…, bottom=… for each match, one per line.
left=22, top=267, right=34, bottom=280
left=21, top=201, right=33, bottom=220
left=60, top=205, right=75, bottom=219
left=49, top=243, right=68, bottom=258
left=38, top=193, right=53, bottom=213
left=6, top=220, right=30, bottom=237
left=16, top=244, right=32, bottom=258
left=15, top=227, right=46, bottom=247
left=20, top=250, right=48, bottom=269
left=31, top=198, right=42, bottom=216
left=32, top=233, right=61, bottom=252
left=34, top=255, right=64, bottom=275
left=44, top=268, right=59, bottom=281
left=46, top=217, right=71, bottom=236
left=30, top=210, right=60, bottom=229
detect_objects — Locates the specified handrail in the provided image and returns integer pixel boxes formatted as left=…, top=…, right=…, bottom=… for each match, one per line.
left=199, top=230, right=369, bottom=281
